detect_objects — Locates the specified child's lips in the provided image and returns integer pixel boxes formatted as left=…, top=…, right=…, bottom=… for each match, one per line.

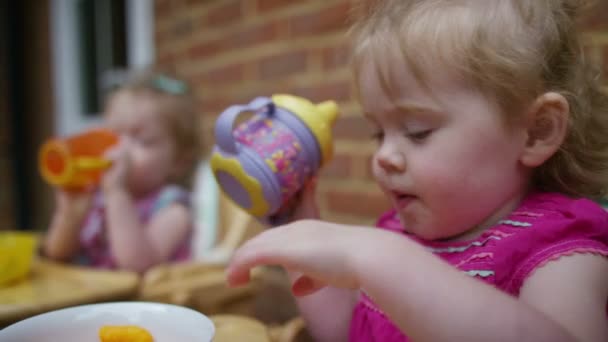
left=392, top=192, right=416, bottom=209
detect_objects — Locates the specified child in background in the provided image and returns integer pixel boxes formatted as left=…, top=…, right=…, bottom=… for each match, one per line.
left=44, top=69, right=201, bottom=273
left=227, top=1, right=608, bottom=341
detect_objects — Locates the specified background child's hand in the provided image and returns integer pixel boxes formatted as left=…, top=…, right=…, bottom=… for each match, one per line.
left=54, top=188, right=94, bottom=217
left=45, top=188, right=95, bottom=260
left=101, top=138, right=131, bottom=193
left=227, top=220, right=373, bottom=296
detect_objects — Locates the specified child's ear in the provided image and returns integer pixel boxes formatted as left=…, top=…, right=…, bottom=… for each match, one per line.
left=519, top=92, right=569, bottom=167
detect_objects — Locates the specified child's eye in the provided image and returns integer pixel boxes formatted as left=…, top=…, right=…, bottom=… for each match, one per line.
left=371, top=131, right=384, bottom=142
left=407, top=129, right=432, bottom=142
left=138, top=136, right=158, bottom=146
left=145, top=139, right=159, bottom=146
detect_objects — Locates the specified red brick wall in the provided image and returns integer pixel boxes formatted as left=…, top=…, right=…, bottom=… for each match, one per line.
left=581, top=1, right=608, bottom=82
left=155, top=0, right=608, bottom=225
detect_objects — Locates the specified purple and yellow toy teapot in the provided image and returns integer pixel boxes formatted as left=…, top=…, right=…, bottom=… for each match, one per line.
left=210, top=94, right=339, bottom=223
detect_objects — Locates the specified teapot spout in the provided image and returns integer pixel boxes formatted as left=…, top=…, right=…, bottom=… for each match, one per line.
left=316, top=100, right=338, bottom=126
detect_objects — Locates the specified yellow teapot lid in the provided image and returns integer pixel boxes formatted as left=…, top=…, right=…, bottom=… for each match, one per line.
left=271, top=94, right=339, bottom=166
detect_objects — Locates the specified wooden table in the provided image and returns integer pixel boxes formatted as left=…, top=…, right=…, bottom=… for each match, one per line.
left=0, top=258, right=139, bottom=327
left=211, top=314, right=272, bottom=341
left=210, top=314, right=307, bottom=342
left=0, top=258, right=304, bottom=341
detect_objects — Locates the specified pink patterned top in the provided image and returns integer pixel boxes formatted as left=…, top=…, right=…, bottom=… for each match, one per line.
left=349, top=192, right=608, bottom=341
left=76, top=185, right=192, bottom=269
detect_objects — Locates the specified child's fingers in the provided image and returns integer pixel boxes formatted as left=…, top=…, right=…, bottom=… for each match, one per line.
left=303, top=177, right=318, bottom=197
left=294, top=177, right=319, bottom=220
left=225, top=229, right=294, bottom=286
left=309, top=176, right=318, bottom=188
left=103, top=147, right=121, bottom=164
left=225, top=238, right=269, bottom=286
left=225, top=266, right=251, bottom=287
left=104, top=136, right=129, bottom=160
left=226, top=252, right=279, bottom=287
left=291, top=275, right=326, bottom=297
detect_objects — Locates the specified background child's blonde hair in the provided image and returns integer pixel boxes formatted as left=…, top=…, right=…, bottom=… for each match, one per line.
left=350, top=0, right=608, bottom=199
left=105, top=67, right=202, bottom=187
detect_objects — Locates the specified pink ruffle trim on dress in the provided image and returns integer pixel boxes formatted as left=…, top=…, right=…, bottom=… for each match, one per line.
left=507, top=240, right=608, bottom=295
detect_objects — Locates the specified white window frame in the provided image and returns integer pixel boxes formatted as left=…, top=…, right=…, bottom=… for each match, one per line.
left=50, top=0, right=155, bottom=135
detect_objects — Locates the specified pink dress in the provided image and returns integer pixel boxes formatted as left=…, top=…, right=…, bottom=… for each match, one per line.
left=76, top=185, right=192, bottom=269
left=349, top=192, right=608, bottom=341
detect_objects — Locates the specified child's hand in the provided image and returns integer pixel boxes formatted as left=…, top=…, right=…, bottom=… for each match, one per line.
left=292, top=177, right=320, bottom=221
left=101, top=138, right=131, bottom=193
left=227, top=220, right=371, bottom=296
left=54, top=188, right=94, bottom=217
left=268, top=177, right=320, bottom=225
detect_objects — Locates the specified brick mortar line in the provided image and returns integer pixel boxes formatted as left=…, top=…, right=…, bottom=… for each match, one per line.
left=196, top=68, right=352, bottom=95
left=318, top=179, right=380, bottom=192
left=335, top=141, right=376, bottom=155
left=157, top=0, right=350, bottom=46
left=159, top=34, right=349, bottom=65
left=163, top=32, right=349, bottom=73
left=581, top=33, right=608, bottom=45
left=350, top=155, right=370, bottom=180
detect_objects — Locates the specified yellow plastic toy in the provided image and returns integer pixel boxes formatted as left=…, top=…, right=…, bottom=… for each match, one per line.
left=0, top=231, right=37, bottom=286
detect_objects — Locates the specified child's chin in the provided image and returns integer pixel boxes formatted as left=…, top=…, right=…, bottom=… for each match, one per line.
left=398, top=217, right=444, bottom=240
left=395, top=214, right=420, bottom=235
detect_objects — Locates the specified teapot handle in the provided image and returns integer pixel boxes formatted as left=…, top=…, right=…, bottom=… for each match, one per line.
left=214, top=96, right=274, bottom=154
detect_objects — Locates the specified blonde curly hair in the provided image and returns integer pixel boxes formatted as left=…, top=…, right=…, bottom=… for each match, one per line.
left=350, top=0, right=608, bottom=199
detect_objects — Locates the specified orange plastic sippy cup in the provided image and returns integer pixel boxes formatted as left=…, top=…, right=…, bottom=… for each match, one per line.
left=38, top=128, right=119, bottom=190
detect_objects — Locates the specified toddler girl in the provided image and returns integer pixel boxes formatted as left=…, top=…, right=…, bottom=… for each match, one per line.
left=44, top=69, right=201, bottom=273
left=227, top=1, right=608, bottom=341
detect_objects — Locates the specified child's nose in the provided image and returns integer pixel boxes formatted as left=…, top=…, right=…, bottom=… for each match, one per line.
left=376, top=144, right=406, bottom=173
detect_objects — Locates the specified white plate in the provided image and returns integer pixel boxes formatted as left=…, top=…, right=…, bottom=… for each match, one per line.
left=0, top=301, right=215, bottom=342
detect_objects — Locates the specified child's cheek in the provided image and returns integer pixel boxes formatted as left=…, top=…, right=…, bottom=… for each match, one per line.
left=370, top=157, right=386, bottom=183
